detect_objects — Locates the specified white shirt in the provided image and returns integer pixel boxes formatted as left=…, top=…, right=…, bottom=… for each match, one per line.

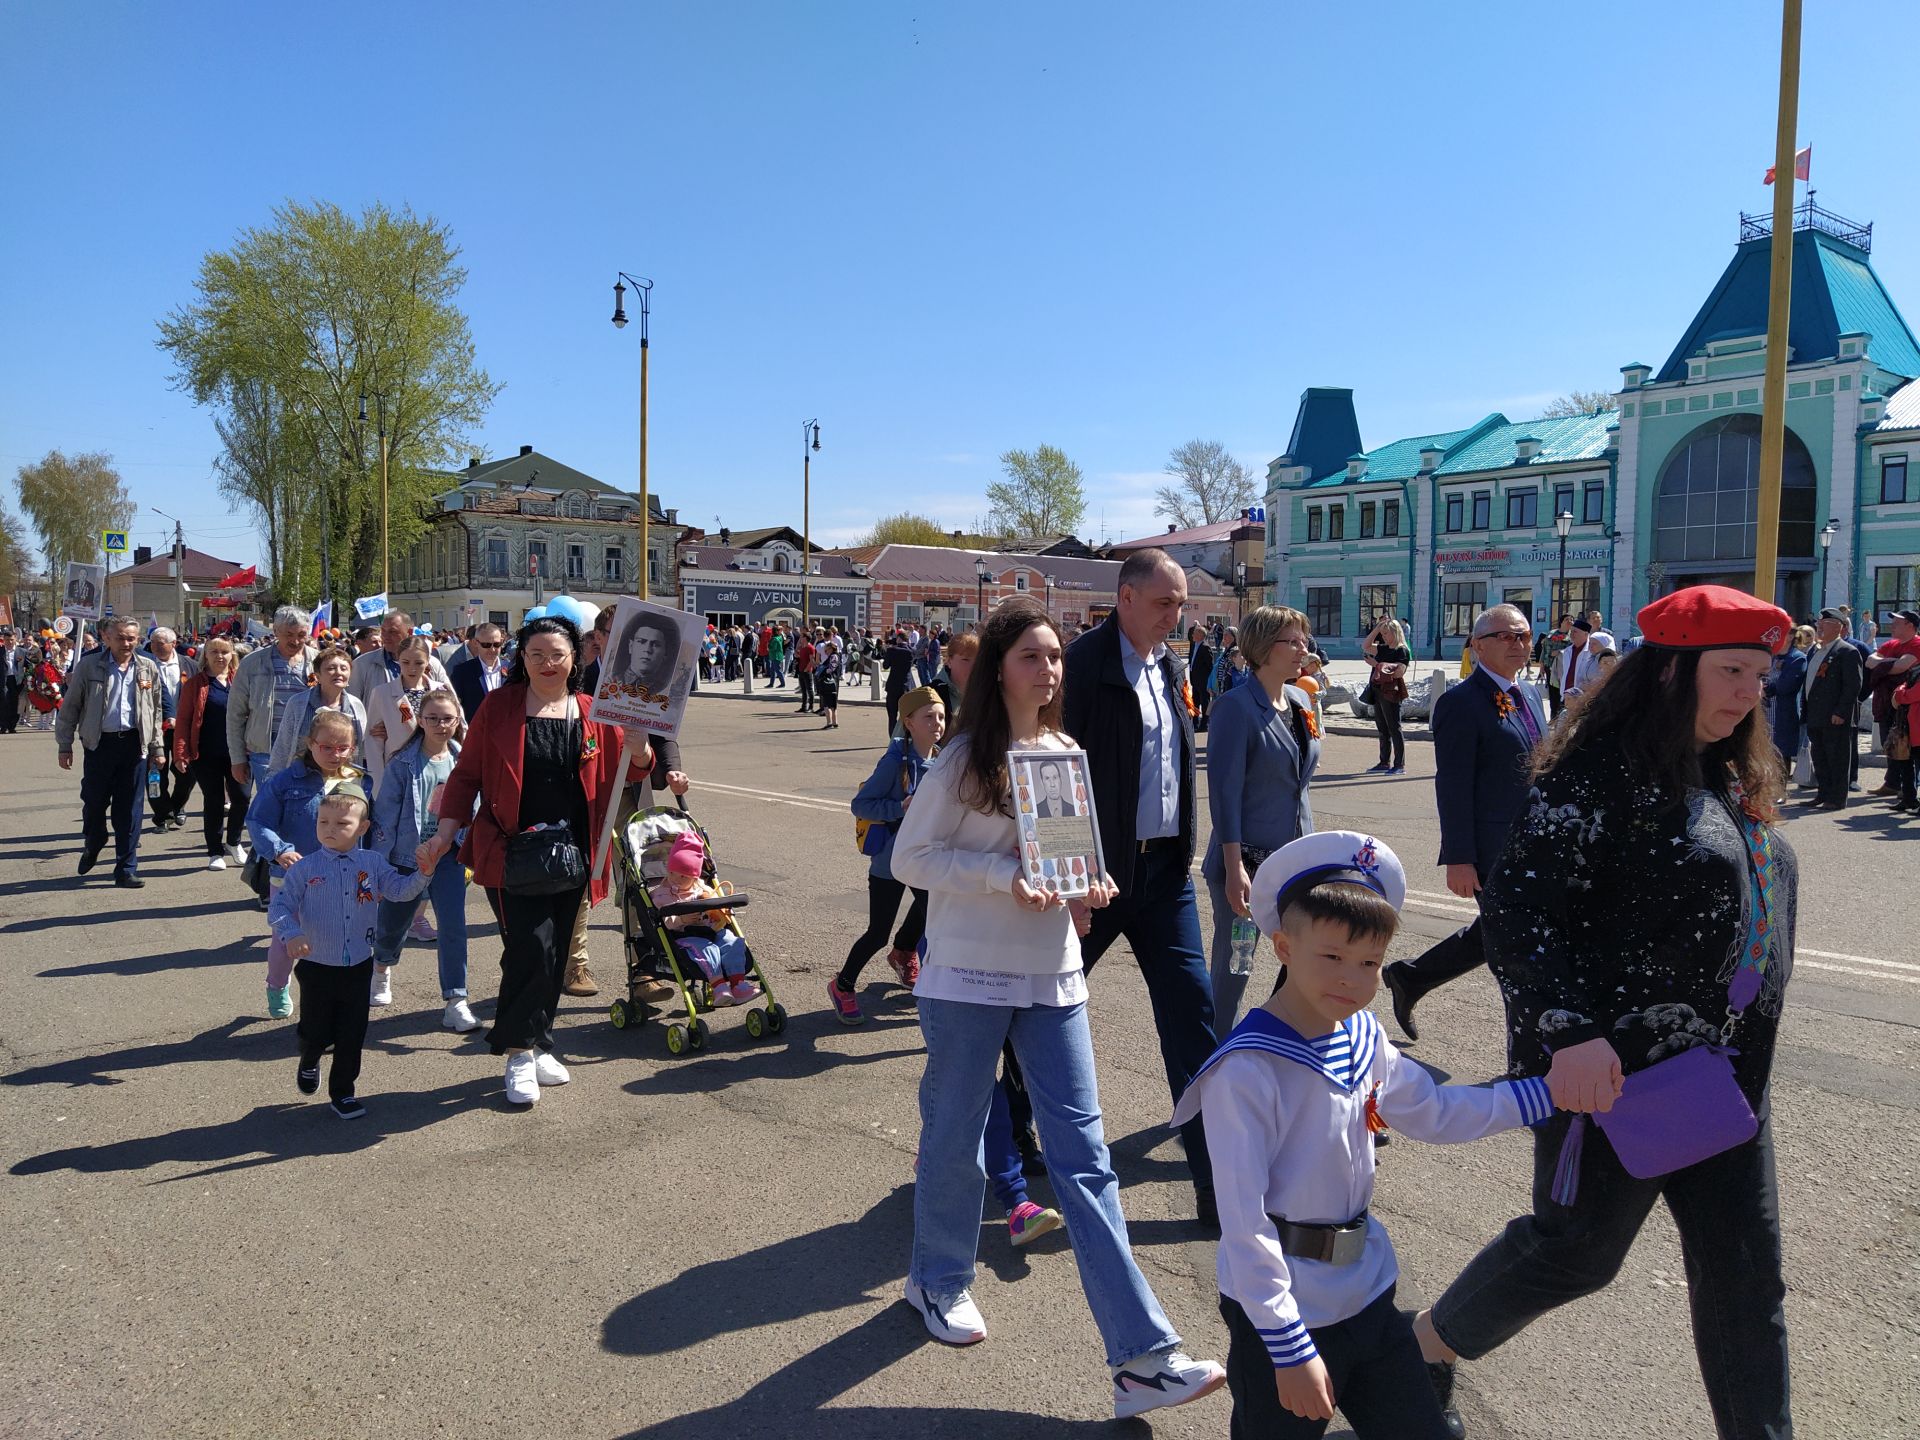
left=1173, top=1008, right=1548, bottom=1366
left=481, top=661, right=503, bottom=693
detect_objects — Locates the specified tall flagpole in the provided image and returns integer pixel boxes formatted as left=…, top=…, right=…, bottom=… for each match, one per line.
left=1752, top=0, right=1803, bottom=604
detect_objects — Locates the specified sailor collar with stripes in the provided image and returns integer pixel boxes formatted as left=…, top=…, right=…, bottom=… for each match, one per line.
left=1173, top=1005, right=1553, bottom=1369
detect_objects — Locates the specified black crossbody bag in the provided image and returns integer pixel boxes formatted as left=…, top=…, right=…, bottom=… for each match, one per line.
left=497, top=699, right=589, bottom=895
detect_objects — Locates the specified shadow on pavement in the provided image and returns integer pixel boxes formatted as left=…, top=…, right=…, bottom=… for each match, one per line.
left=6, top=897, right=262, bottom=936
left=607, top=1005, right=922, bottom=1098
left=39, top=934, right=264, bottom=979
left=10, top=1074, right=497, bottom=1180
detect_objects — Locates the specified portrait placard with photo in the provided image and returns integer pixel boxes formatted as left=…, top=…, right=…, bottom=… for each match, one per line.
left=1008, top=747, right=1101, bottom=898
left=591, top=598, right=703, bottom=737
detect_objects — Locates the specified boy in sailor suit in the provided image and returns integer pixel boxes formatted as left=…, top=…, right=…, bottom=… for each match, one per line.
left=1173, top=831, right=1554, bottom=1438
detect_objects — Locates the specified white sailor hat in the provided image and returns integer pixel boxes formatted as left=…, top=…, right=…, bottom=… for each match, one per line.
left=1249, top=830, right=1407, bottom=936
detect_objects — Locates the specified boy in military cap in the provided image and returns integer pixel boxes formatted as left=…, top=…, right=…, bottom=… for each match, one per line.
left=1173, top=831, right=1555, bottom=1438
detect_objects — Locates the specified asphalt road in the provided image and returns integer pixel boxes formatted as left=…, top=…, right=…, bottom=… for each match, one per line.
left=2, top=686, right=1915, bottom=1440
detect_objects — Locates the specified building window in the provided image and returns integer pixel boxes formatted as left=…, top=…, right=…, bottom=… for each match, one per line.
left=1582, top=481, right=1605, bottom=524
left=604, top=547, right=624, bottom=583
left=1874, top=565, right=1919, bottom=612
left=1304, top=586, right=1342, bottom=637
left=486, top=538, right=508, bottom=577
left=894, top=602, right=925, bottom=625
left=1014, top=573, right=1029, bottom=591
left=1653, top=414, right=1814, bottom=564
left=565, top=543, right=586, bottom=580
left=1471, top=492, right=1491, bottom=530
left=1382, top=499, right=1400, bottom=537
left=1357, top=584, right=1397, bottom=632
left=1502, top=587, right=1535, bottom=623
left=528, top=539, right=548, bottom=578
left=1553, top=483, right=1575, bottom=520
left=1306, top=508, right=1323, bottom=542
left=1327, top=506, right=1345, bottom=541
left=648, top=552, right=661, bottom=586
left=1444, top=495, right=1464, bottom=532
left=1506, top=489, right=1538, bottom=528
left=1550, top=577, right=1599, bottom=622
left=563, top=492, right=589, bottom=518
left=1883, top=457, right=1910, bottom=504
left=488, top=610, right=509, bottom=628
left=1359, top=501, right=1377, bottom=538
left=1443, top=581, right=1486, bottom=638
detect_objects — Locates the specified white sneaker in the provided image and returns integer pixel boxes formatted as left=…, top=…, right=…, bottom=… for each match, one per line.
left=532, top=1052, right=570, bottom=1086
left=903, top=1277, right=986, bottom=1345
left=207, top=855, right=227, bottom=871
left=1111, top=1350, right=1227, bottom=1419
left=369, top=965, right=394, bottom=1007
left=504, top=1051, right=539, bottom=1105
left=442, top=998, right=480, bottom=1032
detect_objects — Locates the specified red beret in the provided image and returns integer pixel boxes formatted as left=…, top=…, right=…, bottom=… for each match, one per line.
left=1636, top=584, right=1791, bottom=655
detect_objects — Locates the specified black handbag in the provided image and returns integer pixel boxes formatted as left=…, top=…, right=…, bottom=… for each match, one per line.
left=502, top=819, right=587, bottom=895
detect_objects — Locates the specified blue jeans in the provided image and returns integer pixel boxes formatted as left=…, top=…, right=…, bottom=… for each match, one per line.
left=913, top=994, right=1179, bottom=1368
left=80, top=731, right=147, bottom=876
left=372, top=862, right=470, bottom=998
left=1081, top=845, right=1216, bottom=1196
left=245, top=749, right=271, bottom=797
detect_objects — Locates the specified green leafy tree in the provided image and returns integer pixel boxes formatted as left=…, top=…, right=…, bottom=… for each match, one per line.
left=12, top=450, right=135, bottom=577
left=861, top=512, right=992, bottom=548
left=1155, top=439, right=1256, bottom=528
left=157, top=200, right=499, bottom=601
left=1, top=501, right=35, bottom=602
left=986, top=445, right=1086, bottom=539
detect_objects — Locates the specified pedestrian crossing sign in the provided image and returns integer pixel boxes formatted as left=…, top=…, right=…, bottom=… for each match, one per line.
left=103, top=531, right=128, bottom=553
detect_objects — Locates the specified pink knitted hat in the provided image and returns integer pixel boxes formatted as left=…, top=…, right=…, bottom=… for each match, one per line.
left=666, top=832, right=706, bottom=875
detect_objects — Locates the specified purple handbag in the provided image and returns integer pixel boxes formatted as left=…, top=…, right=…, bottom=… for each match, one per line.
left=1549, top=780, right=1774, bottom=1204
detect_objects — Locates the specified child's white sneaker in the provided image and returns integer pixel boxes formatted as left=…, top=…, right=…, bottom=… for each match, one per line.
left=709, top=980, right=739, bottom=1007
left=504, top=1051, right=539, bottom=1105
left=1111, top=1350, right=1227, bottom=1419
left=903, top=1277, right=986, bottom=1345
left=442, top=998, right=480, bottom=1032
left=369, top=965, right=393, bottom=1007
left=729, top=977, right=762, bottom=1003
left=532, top=1052, right=570, bottom=1086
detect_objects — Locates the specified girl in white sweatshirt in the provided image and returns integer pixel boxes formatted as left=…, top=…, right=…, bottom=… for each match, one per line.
left=890, top=596, right=1226, bottom=1422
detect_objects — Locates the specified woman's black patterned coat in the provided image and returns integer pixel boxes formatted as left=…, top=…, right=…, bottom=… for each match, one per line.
left=1479, top=733, right=1797, bottom=1109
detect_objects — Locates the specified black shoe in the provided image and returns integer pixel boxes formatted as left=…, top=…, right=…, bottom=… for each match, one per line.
left=77, top=845, right=102, bottom=875
left=1428, top=1360, right=1465, bottom=1438
left=330, top=1095, right=366, bottom=1121
left=1815, top=800, right=1845, bottom=811
left=1382, top=961, right=1424, bottom=1042
left=296, top=1065, right=321, bottom=1096
left=1194, top=1189, right=1221, bottom=1235
left=1015, top=1130, right=1046, bottom=1178
left=114, top=871, right=145, bottom=889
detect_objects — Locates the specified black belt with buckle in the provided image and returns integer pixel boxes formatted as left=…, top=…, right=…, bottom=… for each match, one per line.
left=1269, top=1211, right=1369, bottom=1266
left=1137, top=835, right=1181, bottom=853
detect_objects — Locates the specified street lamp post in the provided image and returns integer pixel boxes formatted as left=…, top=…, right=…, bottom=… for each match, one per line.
left=611, top=275, right=653, bottom=598
left=1819, top=518, right=1838, bottom=608
left=1432, top=562, right=1448, bottom=658
left=974, top=557, right=991, bottom=627
left=1044, top=573, right=1054, bottom=622
left=801, top=420, right=821, bottom=623
left=1235, top=560, right=1247, bottom=621
left=1554, top=509, right=1574, bottom=623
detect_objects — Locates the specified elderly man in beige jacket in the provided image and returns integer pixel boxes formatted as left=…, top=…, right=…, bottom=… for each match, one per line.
left=56, top=616, right=166, bottom=887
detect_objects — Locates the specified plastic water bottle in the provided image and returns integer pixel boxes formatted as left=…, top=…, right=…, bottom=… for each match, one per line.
left=1229, top=916, right=1259, bottom=976
left=146, top=762, right=163, bottom=802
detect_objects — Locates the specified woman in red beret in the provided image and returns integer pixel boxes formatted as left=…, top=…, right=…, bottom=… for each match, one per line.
left=1412, top=584, right=1796, bottom=1438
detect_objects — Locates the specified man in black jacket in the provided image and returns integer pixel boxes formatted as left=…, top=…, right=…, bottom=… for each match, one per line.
left=1062, top=548, right=1218, bottom=1227
left=1805, top=608, right=1864, bottom=810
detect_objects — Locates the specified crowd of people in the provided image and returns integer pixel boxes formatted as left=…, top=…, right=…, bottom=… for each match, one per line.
left=12, top=539, right=1891, bottom=1435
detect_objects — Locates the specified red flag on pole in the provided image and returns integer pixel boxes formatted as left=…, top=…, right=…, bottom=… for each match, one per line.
left=216, top=564, right=258, bottom=589
left=1763, top=145, right=1811, bottom=186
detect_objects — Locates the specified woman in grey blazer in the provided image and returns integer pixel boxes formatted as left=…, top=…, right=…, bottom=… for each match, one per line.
left=1202, top=604, right=1320, bottom=1026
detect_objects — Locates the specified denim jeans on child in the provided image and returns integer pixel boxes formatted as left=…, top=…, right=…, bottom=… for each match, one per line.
left=372, top=861, right=471, bottom=998
left=913, top=993, right=1179, bottom=1368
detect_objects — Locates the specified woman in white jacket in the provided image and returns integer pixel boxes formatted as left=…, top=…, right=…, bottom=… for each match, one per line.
left=364, top=635, right=449, bottom=794
left=890, top=596, right=1225, bottom=1421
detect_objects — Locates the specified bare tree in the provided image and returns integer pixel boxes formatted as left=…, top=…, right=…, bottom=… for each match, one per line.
left=1540, top=390, right=1616, bottom=418
left=987, top=445, right=1086, bottom=538
left=1156, top=439, right=1256, bottom=528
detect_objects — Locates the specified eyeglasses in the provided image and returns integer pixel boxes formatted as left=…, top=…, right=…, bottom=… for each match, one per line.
left=1475, top=630, right=1532, bottom=644
left=474, top=641, right=504, bottom=650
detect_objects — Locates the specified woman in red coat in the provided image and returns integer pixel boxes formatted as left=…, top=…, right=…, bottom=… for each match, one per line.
left=423, top=615, right=650, bottom=1105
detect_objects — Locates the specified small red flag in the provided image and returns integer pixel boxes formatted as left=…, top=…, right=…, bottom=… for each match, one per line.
left=1763, top=145, right=1811, bottom=186
left=216, top=564, right=258, bottom=589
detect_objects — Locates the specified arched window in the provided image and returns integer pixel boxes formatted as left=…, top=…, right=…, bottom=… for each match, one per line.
left=563, top=492, right=589, bottom=519
left=771, top=552, right=790, bottom=573
left=1653, top=414, right=1816, bottom=564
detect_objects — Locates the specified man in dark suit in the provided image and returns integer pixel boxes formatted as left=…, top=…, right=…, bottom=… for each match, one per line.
left=1382, top=604, right=1548, bottom=1040
left=449, top=623, right=509, bottom=722
left=1804, top=608, right=1864, bottom=811
left=1062, top=547, right=1219, bottom=1228
left=0, top=628, right=26, bottom=734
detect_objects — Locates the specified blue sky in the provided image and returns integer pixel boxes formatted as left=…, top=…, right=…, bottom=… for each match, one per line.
left=4, top=0, right=1915, bottom=572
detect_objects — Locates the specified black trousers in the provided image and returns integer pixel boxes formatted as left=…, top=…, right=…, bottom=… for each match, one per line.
left=884, top=686, right=907, bottom=734
left=837, top=874, right=927, bottom=987
left=1396, top=861, right=1491, bottom=988
left=151, top=727, right=193, bottom=822
left=1373, top=701, right=1405, bottom=768
left=296, top=958, right=374, bottom=1101
left=1433, top=1113, right=1790, bottom=1440
left=80, top=730, right=147, bottom=876
left=1546, top=685, right=1563, bottom=722
left=1221, top=1286, right=1453, bottom=1440
left=797, top=671, right=815, bottom=709
left=192, top=755, right=249, bottom=852
left=485, top=885, right=585, bottom=1054
left=1808, top=722, right=1851, bottom=806
left=0, top=675, right=19, bottom=732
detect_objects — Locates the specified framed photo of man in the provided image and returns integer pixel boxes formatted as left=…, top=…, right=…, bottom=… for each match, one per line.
left=592, top=597, right=703, bottom=737
left=1009, top=747, right=1102, bottom=898
left=62, top=561, right=105, bottom=621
